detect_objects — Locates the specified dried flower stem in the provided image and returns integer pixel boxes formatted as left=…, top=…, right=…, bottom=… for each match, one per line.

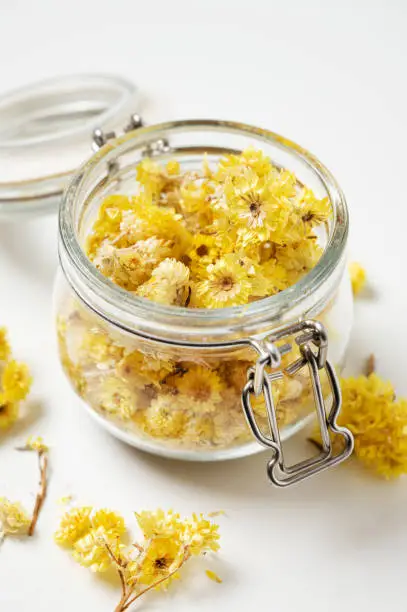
left=365, top=354, right=376, bottom=377
left=28, top=451, right=48, bottom=536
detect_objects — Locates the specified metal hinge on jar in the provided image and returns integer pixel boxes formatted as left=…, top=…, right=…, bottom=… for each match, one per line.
left=92, top=114, right=170, bottom=158
left=241, top=320, right=354, bottom=487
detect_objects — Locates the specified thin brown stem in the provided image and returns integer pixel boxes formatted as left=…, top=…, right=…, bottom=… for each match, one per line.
left=28, top=451, right=48, bottom=536
left=104, top=540, right=127, bottom=599
left=366, top=354, right=376, bottom=377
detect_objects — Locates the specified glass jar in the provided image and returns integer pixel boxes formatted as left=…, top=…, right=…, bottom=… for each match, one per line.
left=54, top=119, right=354, bottom=486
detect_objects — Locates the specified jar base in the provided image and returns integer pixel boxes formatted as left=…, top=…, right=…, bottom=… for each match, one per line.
left=76, top=394, right=315, bottom=462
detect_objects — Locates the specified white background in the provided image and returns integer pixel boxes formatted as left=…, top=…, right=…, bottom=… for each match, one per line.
left=1, top=1, right=407, bottom=610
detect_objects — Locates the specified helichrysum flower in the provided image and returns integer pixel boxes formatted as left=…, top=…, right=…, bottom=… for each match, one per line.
left=54, top=506, right=93, bottom=546
left=135, top=508, right=184, bottom=539
left=98, top=376, right=139, bottom=419
left=91, top=509, right=126, bottom=537
left=143, top=396, right=186, bottom=438
left=137, top=538, right=184, bottom=587
left=73, top=526, right=122, bottom=572
left=184, top=513, right=221, bottom=555
left=311, top=373, right=407, bottom=479
left=173, top=366, right=223, bottom=406
left=0, top=497, right=30, bottom=539
left=24, top=435, right=48, bottom=453
left=349, top=262, right=366, bottom=295
left=1, top=360, right=32, bottom=402
left=137, top=258, right=190, bottom=306
left=56, top=506, right=221, bottom=608
left=195, top=253, right=252, bottom=308
left=338, top=374, right=407, bottom=478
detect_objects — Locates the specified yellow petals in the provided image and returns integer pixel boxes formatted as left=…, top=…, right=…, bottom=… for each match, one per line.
left=56, top=506, right=221, bottom=606
left=1, top=360, right=32, bottom=402
left=312, top=373, right=407, bottom=479
left=24, top=435, right=48, bottom=453
left=91, top=509, right=126, bottom=537
left=0, top=498, right=30, bottom=539
left=73, top=526, right=121, bottom=572
left=137, top=258, right=190, bottom=306
left=173, top=366, right=223, bottom=405
left=195, top=254, right=252, bottom=308
left=0, top=327, right=10, bottom=362
left=349, top=261, right=366, bottom=295
left=54, top=506, right=93, bottom=546
left=206, top=569, right=222, bottom=583
left=185, top=513, right=220, bottom=556
left=58, top=495, right=73, bottom=506
left=142, top=396, right=186, bottom=438
left=137, top=538, right=183, bottom=588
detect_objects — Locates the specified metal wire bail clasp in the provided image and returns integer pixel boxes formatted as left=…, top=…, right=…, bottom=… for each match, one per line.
left=241, top=320, right=354, bottom=487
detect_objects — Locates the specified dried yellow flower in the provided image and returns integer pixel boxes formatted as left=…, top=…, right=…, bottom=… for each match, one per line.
left=24, top=435, right=48, bottom=453
left=1, top=360, right=32, bottom=402
left=195, top=253, right=252, bottom=308
left=311, top=373, right=407, bottom=479
left=54, top=506, right=93, bottom=546
left=56, top=507, right=221, bottom=611
left=0, top=497, right=30, bottom=539
left=137, top=258, right=190, bottom=306
left=349, top=262, right=366, bottom=295
left=73, top=526, right=123, bottom=572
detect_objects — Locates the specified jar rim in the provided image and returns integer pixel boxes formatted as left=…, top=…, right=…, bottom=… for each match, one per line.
left=59, top=119, right=349, bottom=340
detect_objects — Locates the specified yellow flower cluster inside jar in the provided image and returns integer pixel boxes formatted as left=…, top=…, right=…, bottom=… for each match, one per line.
left=57, top=148, right=334, bottom=454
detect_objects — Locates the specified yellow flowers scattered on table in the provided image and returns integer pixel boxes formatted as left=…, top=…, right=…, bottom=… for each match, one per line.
left=311, top=365, right=407, bottom=479
left=55, top=506, right=221, bottom=611
left=0, top=327, right=32, bottom=430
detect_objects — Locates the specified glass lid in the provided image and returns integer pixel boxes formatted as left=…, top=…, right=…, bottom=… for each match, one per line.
left=0, top=74, right=138, bottom=220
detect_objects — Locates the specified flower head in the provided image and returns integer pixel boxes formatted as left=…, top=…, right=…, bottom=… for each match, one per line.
left=73, top=526, right=123, bottom=572
left=137, top=538, right=184, bottom=587
left=91, top=509, right=126, bottom=538
left=142, top=396, right=186, bottom=438
left=24, top=436, right=48, bottom=453
left=135, top=508, right=184, bottom=540
left=98, top=376, right=139, bottom=420
left=173, top=366, right=224, bottom=406
left=1, top=360, right=32, bottom=402
left=195, top=254, right=252, bottom=308
left=0, top=498, right=30, bottom=538
left=137, top=258, right=190, bottom=306
left=184, top=513, right=221, bottom=555
left=54, top=506, right=93, bottom=547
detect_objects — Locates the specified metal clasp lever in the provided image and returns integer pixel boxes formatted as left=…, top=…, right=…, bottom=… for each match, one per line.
left=241, top=320, right=354, bottom=487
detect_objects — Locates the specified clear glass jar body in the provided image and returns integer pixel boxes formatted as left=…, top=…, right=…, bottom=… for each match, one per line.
left=54, top=120, right=352, bottom=461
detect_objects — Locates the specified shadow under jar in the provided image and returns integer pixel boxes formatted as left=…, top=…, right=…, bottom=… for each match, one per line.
left=54, top=119, right=354, bottom=487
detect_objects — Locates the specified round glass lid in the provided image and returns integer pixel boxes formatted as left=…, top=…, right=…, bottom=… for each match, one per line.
left=0, top=74, right=138, bottom=220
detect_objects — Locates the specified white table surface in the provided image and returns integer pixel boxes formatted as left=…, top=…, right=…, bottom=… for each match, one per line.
left=1, top=1, right=407, bottom=610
